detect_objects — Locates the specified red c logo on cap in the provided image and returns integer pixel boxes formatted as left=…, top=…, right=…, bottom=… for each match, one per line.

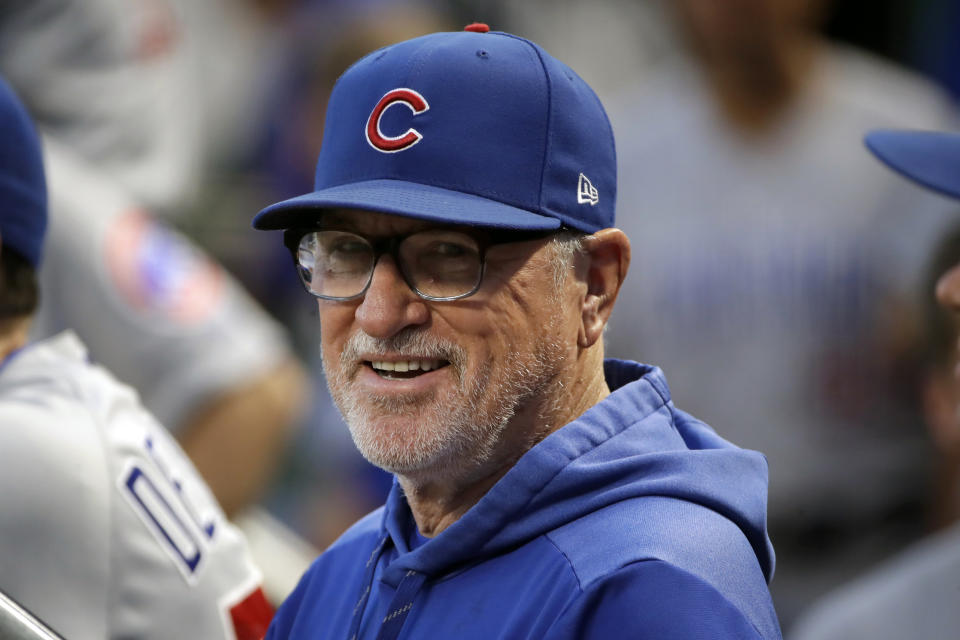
left=365, top=88, right=430, bottom=153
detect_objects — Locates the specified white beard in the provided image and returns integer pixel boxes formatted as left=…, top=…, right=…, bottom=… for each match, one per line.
left=323, top=325, right=567, bottom=480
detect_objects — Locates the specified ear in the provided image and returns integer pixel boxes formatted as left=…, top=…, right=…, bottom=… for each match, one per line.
left=578, top=228, right=630, bottom=348
left=923, top=366, right=960, bottom=454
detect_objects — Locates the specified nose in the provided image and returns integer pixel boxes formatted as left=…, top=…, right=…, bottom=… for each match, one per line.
left=935, top=262, right=960, bottom=314
left=354, top=255, right=429, bottom=338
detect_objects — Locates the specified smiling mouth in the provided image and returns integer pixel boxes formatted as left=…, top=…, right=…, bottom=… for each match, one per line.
left=367, top=359, right=450, bottom=380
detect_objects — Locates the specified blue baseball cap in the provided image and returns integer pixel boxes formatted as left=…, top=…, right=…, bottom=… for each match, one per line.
left=865, top=129, right=960, bottom=201
left=0, top=77, right=46, bottom=267
left=253, top=26, right=616, bottom=233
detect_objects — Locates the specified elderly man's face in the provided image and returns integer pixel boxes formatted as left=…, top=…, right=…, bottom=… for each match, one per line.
left=318, top=209, right=579, bottom=480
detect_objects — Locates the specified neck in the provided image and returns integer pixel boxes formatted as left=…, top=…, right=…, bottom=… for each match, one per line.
left=0, top=316, right=31, bottom=363
left=398, top=342, right=610, bottom=537
left=398, top=468, right=505, bottom=537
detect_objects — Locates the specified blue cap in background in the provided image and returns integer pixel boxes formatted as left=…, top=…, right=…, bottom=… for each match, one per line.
left=0, top=77, right=46, bottom=267
left=865, top=129, right=960, bottom=201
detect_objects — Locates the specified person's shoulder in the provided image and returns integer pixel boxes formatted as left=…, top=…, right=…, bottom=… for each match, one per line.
left=548, top=495, right=761, bottom=582
left=10, top=333, right=143, bottom=419
left=0, top=338, right=115, bottom=638
left=545, top=496, right=777, bottom=636
left=544, top=559, right=777, bottom=639
left=0, top=332, right=169, bottom=531
left=0, top=336, right=110, bottom=473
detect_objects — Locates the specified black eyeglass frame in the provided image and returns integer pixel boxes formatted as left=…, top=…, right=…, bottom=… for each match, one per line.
left=282, top=225, right=562, bottom=302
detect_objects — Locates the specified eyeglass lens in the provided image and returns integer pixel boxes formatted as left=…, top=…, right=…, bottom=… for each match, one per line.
left=296, top=230, right=484, bottom=300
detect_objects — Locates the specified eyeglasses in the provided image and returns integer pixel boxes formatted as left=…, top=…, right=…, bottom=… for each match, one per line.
left=283, top=226, right=557, bottom=301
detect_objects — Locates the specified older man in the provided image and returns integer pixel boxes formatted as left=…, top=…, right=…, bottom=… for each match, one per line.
left=255, top=26, right=781, bottom=639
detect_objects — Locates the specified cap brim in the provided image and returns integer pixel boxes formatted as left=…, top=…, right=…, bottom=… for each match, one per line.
left=865, top=129, right=960, bottom=200
left=253, top=179, right=563, bottom=231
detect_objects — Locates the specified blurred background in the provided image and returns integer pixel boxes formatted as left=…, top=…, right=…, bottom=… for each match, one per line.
left=2, top=0, right=958, bottom=635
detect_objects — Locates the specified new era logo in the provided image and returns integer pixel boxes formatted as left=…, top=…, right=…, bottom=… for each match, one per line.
left=577, top=173, right=598, bottom=206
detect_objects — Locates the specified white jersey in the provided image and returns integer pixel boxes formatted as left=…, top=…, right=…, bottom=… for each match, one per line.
left=31, top=138, right=291, bottom=432
left=0, top=332, right=273, bottom=640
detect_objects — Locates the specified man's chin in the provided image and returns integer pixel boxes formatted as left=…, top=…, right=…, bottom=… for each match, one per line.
left=348, top=417, right=457, bottom=476
left=355, top=441, right=450, bottom=478
left=349, top=406, right=432, bottom=431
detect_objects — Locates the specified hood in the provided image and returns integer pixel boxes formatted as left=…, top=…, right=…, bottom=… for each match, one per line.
left=378, top=359, right=775, bottom=586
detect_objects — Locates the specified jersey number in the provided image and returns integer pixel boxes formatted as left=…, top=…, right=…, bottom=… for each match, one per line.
left=121, top=437, right=217, bottom=582
left=124, top=465, right=207, bottom=575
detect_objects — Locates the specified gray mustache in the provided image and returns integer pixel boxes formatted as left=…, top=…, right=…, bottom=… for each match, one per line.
left=341, top=329, right=466, bottom=368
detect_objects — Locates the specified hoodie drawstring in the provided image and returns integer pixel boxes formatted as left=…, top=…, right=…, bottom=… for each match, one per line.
left=345, top=535, right=388, bottom=640
left=375, top=569, right=427, bottom=640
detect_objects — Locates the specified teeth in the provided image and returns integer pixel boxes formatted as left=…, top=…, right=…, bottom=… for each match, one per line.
left=372, top=360, right=441, bottom=372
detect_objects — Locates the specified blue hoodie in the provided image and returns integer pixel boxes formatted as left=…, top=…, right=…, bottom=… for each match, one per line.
left=267, top=360, right=781, bottom=639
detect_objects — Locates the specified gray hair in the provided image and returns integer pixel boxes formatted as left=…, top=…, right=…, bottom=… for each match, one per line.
left=548, top=230, right=588, bottom=290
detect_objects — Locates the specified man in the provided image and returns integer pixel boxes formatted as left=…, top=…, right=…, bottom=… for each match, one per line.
left=254, top=26, right=781, bottom=639
left=0, top=78, right=272, bottom=639
left=788, top=129, right=960, bottom=640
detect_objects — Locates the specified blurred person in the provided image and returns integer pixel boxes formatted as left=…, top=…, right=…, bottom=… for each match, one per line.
left=254, top=26, right=780, bottom=639
left=788, top=130, right=960, bottom=639
left=0, top=0, right=309, bottom=518
left=600, top=0, right=960, bottom=622
left=0, top=76, right=272, bottom=640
